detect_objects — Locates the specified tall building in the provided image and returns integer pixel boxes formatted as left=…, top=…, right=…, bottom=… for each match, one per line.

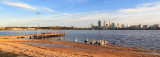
left=154, top=24, right=159, bottom=29
left=103, top=20, right=106, bottom=27
left=111, top=23, right=115, bottom=29
left=117, top=23, right=120, bottom=28
left=143, top=25, right=149, bottom=29
left=91, top=23, right=95, bottom=28
left=150, top=26, right=156, bottom=30
left=122, top=24, right=125, bottom=28
left=127, top=24, right=130, bottom=28
left=98, top=20, right=102, bottom=27
left=139, top=24, right=142, bottom=29
left=106, top=24, right=109, bottom=29
left=109, top=21, right=111, bottom=28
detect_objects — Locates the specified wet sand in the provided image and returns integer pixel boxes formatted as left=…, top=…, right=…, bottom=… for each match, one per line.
left=0, top=39, right=160, bottom=57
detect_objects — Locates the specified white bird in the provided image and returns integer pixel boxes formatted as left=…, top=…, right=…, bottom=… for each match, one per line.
left=104, top=41, right=109, bottom=45
left=74, top=38, right=77, bottom=42
left=100, top=40, right=104, bottom=45
left=84, top=38, right=88, bottom=43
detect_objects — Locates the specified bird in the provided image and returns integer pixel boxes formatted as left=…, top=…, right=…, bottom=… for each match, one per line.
left=104, top=41, right=109, bottom=45
left=84, top=38, right=88, bottom=43
left=59, top=37, right=63, bottom=41
left=90, top=40, right=96, bottom=45
left=100, top=40, right=104, bottom=45
left=74, top=38, right=77, bottom=42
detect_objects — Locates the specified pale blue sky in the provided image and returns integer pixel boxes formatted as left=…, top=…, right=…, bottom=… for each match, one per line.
left=0, top=0, right=160, bottom=27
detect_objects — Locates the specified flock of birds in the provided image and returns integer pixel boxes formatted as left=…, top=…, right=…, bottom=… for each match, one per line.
left=59, top=37, right=115, bottom=45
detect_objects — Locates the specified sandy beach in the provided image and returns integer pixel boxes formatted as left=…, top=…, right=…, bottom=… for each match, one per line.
left=0, top=39, right=159, bottom=57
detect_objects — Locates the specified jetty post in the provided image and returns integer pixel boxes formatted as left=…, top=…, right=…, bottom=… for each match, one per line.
left=36, top=12, right=41, bottom=38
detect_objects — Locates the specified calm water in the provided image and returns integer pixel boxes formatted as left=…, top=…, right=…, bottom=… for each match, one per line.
left=0, top=30, right=160, bottom=51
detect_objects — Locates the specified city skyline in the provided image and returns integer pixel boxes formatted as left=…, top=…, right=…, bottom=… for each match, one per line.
left=91, top=20, right=159, bottom=30
left=0, top=0, right=160, bottom=27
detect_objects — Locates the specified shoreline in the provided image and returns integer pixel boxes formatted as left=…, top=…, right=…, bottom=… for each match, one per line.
left=0, top=39, right=159, bottom=57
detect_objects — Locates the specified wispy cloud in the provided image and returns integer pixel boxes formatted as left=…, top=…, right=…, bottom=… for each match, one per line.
left=1, top=0, right=37, bottom=10
left=44, top=2, right=160, bottom=27
left=119, top=2, right=160, bottom=13
left=68, top=0, right=88, bottom=3
left=64, top=10, right=110, bottom=16
left=63, top=13, right=73, bottom=16
left=1, top=0, right=55, bottom=12
left=1, top=1, right=160, bottom=27
left=41, top=7, right=55, bottom=12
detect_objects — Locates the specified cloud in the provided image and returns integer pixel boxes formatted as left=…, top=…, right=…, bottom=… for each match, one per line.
left=1, top=0, right=37, bottom=10
left=1, top=1, right=160, bottom=27
left=63, top=13, right=73, bottom=16
left=68, top=0, right=88, bottom=3
left=119, top=2, right=160, bottom=13
left=1, top=0, right=55, bottom=12
left=44, top=2, right=160, bottom=27
left=41, top=7, right=55, bottom=12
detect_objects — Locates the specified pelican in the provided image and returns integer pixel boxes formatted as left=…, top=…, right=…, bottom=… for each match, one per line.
left=104, top=41, right=109, bottom=45
left=98, top=40, right=101, bottom=45
left=100, top=40, right=104, bottom=45
left=90, top=40, right=96, bottom=45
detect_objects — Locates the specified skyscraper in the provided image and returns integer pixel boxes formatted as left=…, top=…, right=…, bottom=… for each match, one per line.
left=139, top=24, right=142, bottom=29
left=91, top=23, right=94, bottom=28
left=111, top=23, right=115, bottom=29
left=127, top=24, right=130, bottom=28
left=122, top=24, right=125, bottom=28
left=98, top=20, right=102, bottom=29
left=154, top=24, right=159, bottom=29
left=143, top=25, right=149, bottom=29
left=117, top=23, right=120, bottom=28
left=103, top=20, right=106, bottom=27
left=106, top=24, right=109, bottom=29
left=109, top=21, right=111, bottom=29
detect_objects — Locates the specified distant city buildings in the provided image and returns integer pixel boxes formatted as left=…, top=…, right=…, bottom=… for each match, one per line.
left=143, top=25, right=149, bottom=29
left=122, top=24, right=125, bottom=29
left=98, top=20, right=102, bottom=28
left=91, top=20, right=160, bottom=30
left=117, top=23, right=120, bottom=29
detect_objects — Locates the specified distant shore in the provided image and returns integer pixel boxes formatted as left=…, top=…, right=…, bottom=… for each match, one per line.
left=0, top=39, right=159, bottom=57
left=1, top=26, right=160, bottom=30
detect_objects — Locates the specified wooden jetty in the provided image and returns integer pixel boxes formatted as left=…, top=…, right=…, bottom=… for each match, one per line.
left=0, top=31, right=65, bottom=39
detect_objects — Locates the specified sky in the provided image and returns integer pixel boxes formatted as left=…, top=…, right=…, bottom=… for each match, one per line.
left=0, top=0, right=160, bottom=27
